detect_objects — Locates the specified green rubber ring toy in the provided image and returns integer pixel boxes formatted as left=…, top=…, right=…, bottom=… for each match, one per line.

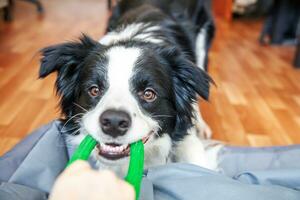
left=66, top=135, right=144, bottom=200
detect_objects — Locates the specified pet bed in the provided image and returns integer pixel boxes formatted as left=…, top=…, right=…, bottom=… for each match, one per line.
left=0, top=120, right=300, bottom=200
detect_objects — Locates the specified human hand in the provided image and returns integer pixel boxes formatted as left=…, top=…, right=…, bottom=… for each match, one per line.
left=49, top=161, right=135, bottom=200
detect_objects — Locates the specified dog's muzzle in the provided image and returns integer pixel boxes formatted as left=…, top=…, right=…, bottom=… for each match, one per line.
left=96, top=109, right=152, bottom=160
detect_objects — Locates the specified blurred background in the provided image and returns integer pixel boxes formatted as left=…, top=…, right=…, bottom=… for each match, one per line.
left=0, top=0, right=299, bottom=155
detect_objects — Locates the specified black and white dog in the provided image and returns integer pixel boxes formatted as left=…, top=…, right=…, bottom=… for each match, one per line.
left=39, top=0, right=218, bottom=176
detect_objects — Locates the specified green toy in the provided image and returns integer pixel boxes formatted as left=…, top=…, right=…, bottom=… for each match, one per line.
left=67, top=134, right=144, bottom=200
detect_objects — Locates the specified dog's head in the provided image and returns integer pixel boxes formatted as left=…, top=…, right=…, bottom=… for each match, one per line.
left=39, top=35, right=211, bottom=164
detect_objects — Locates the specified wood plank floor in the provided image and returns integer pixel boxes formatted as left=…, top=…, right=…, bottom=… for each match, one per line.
left=0, top=0, right=299, bottom=156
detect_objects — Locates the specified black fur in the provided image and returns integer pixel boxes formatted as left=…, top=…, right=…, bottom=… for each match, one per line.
left=39, top=0, right=214, bottom=141
left=40, top=35, right=106, bottom=117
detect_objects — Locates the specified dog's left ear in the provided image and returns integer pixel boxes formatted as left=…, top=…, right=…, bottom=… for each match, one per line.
left=160, top=47, right=212, bottom=102
left=172, top=55, right=212, bottom=101
left=161, top=47, right=213, bottom=138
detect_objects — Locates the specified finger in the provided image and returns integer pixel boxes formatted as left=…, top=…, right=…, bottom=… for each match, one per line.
left=121, top=182, right=135, bottom=200
left=98, top=170, right=117, bottom=179
left=64, top=160, right=91, bottom=175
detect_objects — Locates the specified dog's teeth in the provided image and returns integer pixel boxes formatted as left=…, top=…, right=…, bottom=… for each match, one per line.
left=99, top=143, right=129, bottom=154
left=117, top=147, right=122, bottom=152
left=102, top=146, right=107, bottom=152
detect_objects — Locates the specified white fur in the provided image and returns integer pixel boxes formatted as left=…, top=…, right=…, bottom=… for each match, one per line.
left=174, top=129, right=222, bottom=171
left=144, top=134, right=172, bottom=168
left=174, top=129, right=209, bottom=168
left=194, top=27, right=213, bottom=140
left=195, top=28, right=207, bottom=70
left=192, top=102, right=212, bottom=139
left=100, top=23, right=162, bottom=45
left=174, top=103, right=220, bottom=171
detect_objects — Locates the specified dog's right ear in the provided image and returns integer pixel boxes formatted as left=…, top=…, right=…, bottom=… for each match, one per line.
left=39, top=34, right=99, bottom=78
left=39, top=35, right=102, bottom=117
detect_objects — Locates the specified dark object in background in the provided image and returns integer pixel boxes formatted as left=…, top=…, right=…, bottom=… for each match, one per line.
left=233, top=0, right=273, bottom=18
left=259, top=0, right=300, bottom=45
left=0, top=0, right=12, bottom=21
left=2, top=0, right=43, bottom=21
left=107, top=0, right=112, bottom=10
left=21, top=0, right=44, bottom=13
left=3, top=5, right=12, bottom=21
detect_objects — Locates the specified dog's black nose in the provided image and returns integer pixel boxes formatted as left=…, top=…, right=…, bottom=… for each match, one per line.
left=99, top=109, right=131, bottom=138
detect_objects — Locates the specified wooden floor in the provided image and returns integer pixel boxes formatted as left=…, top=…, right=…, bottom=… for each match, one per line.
left=0, top=0, right=299, bottom=155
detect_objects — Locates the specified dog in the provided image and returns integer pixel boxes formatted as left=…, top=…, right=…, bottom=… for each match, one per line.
left=39, top=0, right=218, bottom=176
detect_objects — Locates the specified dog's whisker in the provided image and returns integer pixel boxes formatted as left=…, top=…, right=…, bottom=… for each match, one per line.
left=69, top=128, right=82, bottom=136
left=61, top=113, right=84, bottom=133
left=152, top=115, right=174, bottom=118
left=61, top=119, right=81, bottom=133
left=60, top=126, right=79, bottom=133
left=60, top=120, right=81, bottom=133
left=154, top=131, right=160, bottom=137
left=152, top=125, right=162, bottom=138
left=73, top=102, right=88, bottom=112
left=58, top=127, right=84, bottom=148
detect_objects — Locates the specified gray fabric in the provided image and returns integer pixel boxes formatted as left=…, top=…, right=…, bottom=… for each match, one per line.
left=217, top=145, right=300, bottom=190
left=0, top=121, right=69, bottom=192
left=0, top=122, right=52, bottom=182
left=0, top=120, right=300, bottom=200
left=146, top=164, right=300, bottom=200
left=218, top=145, right=300, bottom=190
left=234, top=169, right=300, bottom=190
left=218, top=145, right=300, bottom=177
left=0, top=182, right=47, bottom=200
left=139, top=177, right=155, bottom=200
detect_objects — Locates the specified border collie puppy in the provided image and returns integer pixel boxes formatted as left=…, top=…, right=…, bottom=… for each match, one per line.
left=39, top=0, right=217, bottom=176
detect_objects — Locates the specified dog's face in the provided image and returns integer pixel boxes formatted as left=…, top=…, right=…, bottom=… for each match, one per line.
left=39, top=35, right=211, bottom=165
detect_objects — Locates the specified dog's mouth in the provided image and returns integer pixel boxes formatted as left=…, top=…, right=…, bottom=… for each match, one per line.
left=96, top=134, right=151, bottom=160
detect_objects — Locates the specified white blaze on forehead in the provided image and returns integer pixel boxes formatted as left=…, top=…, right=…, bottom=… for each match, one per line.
left=101, top=46, right=141, bottom=112
left=106, top=46, right=140, bottom=92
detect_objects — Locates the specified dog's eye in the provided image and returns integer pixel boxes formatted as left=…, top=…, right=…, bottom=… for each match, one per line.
left=88, top=85, right=101, bottom=97
left=141, top=88, right=157, bottom=102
